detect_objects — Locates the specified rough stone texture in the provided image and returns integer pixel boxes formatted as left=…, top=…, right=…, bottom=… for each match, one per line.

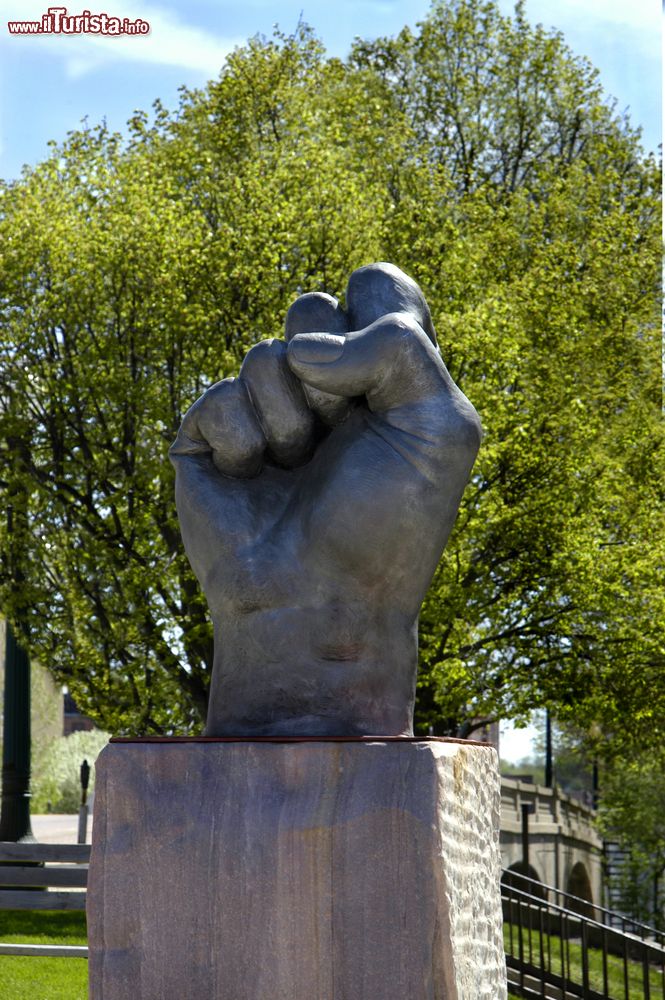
left=88, top=739, right=507, bottom=1000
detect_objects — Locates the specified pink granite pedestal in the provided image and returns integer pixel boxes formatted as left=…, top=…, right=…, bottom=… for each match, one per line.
left=87, top=738, right=506, bottom=1000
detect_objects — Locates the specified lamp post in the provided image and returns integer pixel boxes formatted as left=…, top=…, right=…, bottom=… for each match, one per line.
left=78, top=759, right=91, bottom=844
left=1, top=409, right=35, bottom=843
left=521, top=802, right=534, bottom=870
left=0, top=619, right=34, bottom=842
left=545, top=708, right=553, bottom=788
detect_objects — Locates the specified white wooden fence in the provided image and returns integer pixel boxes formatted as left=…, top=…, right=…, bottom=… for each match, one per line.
left=0, top=842, right=90, bottom=958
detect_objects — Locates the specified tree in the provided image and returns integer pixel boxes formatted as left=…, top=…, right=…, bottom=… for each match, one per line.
left=507, top=716, right=665, bottom=927
left=521, top=713, right=595, bottom=802
left=0, top=4, right=661, bottom=741
left=31, top=728, right=111, bottom=814
left=0, top=125, right=215, bottom=732
left=350, top=0, right=662, bottom=741
left=0, top=27, right=401, bottom=733
left=596, top=749, right=665, bottom=928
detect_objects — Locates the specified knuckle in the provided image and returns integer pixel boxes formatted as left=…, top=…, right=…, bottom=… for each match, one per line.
left=239, top=339, right=315, bottom=467
left=240, top=338, right=285, bottom=375
left=370, top=312, right=435, bottom=366
left=434, top=395, right=483, bottom=458
left=195, top=378, right=267, bottom=477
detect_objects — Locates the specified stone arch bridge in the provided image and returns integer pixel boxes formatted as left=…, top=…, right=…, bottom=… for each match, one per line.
left=500, top=777, right=604, bottom=906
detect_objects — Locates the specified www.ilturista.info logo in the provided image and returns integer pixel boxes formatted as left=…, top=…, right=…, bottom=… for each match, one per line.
left=7, top=7, right=150, bottom=34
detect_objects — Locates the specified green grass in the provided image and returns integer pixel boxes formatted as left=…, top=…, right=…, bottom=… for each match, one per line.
left=505, top=922, right=664, bottom=999
left=0, top=912, right=523, bottom=1000
left=0, top=911, right=659, bottom=1000
left=0, top=911, right=88, bottom=1000
left=0, top=911, right=87, bottom=945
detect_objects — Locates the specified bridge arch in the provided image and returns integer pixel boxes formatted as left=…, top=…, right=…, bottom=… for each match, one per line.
left=503, top=861, right=547, bottom=901
left=499, top=777, right=604, bottom=904
left=566, top=860, right=594, bottom=917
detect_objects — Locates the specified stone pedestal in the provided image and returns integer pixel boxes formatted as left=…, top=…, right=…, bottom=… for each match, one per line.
left=87, top=738, right=506, bottom=1000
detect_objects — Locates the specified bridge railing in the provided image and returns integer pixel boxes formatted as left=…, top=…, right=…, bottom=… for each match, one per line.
left=501, top=777, right=602, bottom=843
left=503, top=868, right=665, bottom=950
left=502, top=877, right=665, bottom=1000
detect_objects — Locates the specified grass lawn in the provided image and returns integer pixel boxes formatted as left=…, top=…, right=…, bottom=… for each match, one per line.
left=0, top=911, right=88, bottom=1000
left=0, top=911, right=522, bottom=999
left=505, top=922, right=664, bottom=999
left=1, top=911, right=658, bottom=999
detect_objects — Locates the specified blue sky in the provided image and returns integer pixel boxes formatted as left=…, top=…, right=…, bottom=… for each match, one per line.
left=0, top=0, right=661, bottom=181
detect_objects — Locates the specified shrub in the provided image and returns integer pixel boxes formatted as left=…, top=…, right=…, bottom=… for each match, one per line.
left=30, top=730, right=110, bottom=813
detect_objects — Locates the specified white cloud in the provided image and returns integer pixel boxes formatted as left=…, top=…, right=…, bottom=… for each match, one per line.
left=1, top=1, right=244, bottom=77
left=521, top=0, right=660, bottom=40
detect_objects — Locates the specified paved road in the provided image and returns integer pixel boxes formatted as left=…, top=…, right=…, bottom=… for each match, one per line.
left=30, top=812, right=93, bottom=844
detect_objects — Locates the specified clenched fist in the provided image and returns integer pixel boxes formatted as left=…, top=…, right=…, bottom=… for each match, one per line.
left=170, top=263, right=481, bottom=736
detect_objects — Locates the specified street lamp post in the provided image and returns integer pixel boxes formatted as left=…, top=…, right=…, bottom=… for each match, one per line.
left=545, top=708, right=554, bottom=788
left=0, top=619, right=34, bottom=842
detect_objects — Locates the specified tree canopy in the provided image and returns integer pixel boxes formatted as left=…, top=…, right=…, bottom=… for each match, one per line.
left=0, top=0, right=661, bottom=746
left=597, top=746, right=665, bottom=927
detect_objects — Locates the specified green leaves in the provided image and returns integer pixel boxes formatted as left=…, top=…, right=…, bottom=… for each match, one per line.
left=31, top=729, right=111, bottom=813
left=415, top=157, right=661, bottom=738
left=596, top=746, right=665, bottom=925
left=0, top=5, right=660, bottom=745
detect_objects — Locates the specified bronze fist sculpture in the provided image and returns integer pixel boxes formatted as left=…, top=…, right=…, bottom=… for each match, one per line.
left=170, top=263, right=481, bottom=736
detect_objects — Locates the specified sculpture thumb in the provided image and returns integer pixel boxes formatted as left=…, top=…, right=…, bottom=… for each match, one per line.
left=287, top=327, right=386, bottom=400
left=287, top=315, right=444, bottom=409
left=287, top=332, right=346, bottom=365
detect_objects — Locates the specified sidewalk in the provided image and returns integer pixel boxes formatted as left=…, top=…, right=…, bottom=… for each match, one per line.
left=30, top=813, right=93, bottom=844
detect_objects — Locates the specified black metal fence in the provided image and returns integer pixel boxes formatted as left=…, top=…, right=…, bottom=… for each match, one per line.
left=502, top=871, right=665, bottom=999
left=504, top=868, right=665, bottom=949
